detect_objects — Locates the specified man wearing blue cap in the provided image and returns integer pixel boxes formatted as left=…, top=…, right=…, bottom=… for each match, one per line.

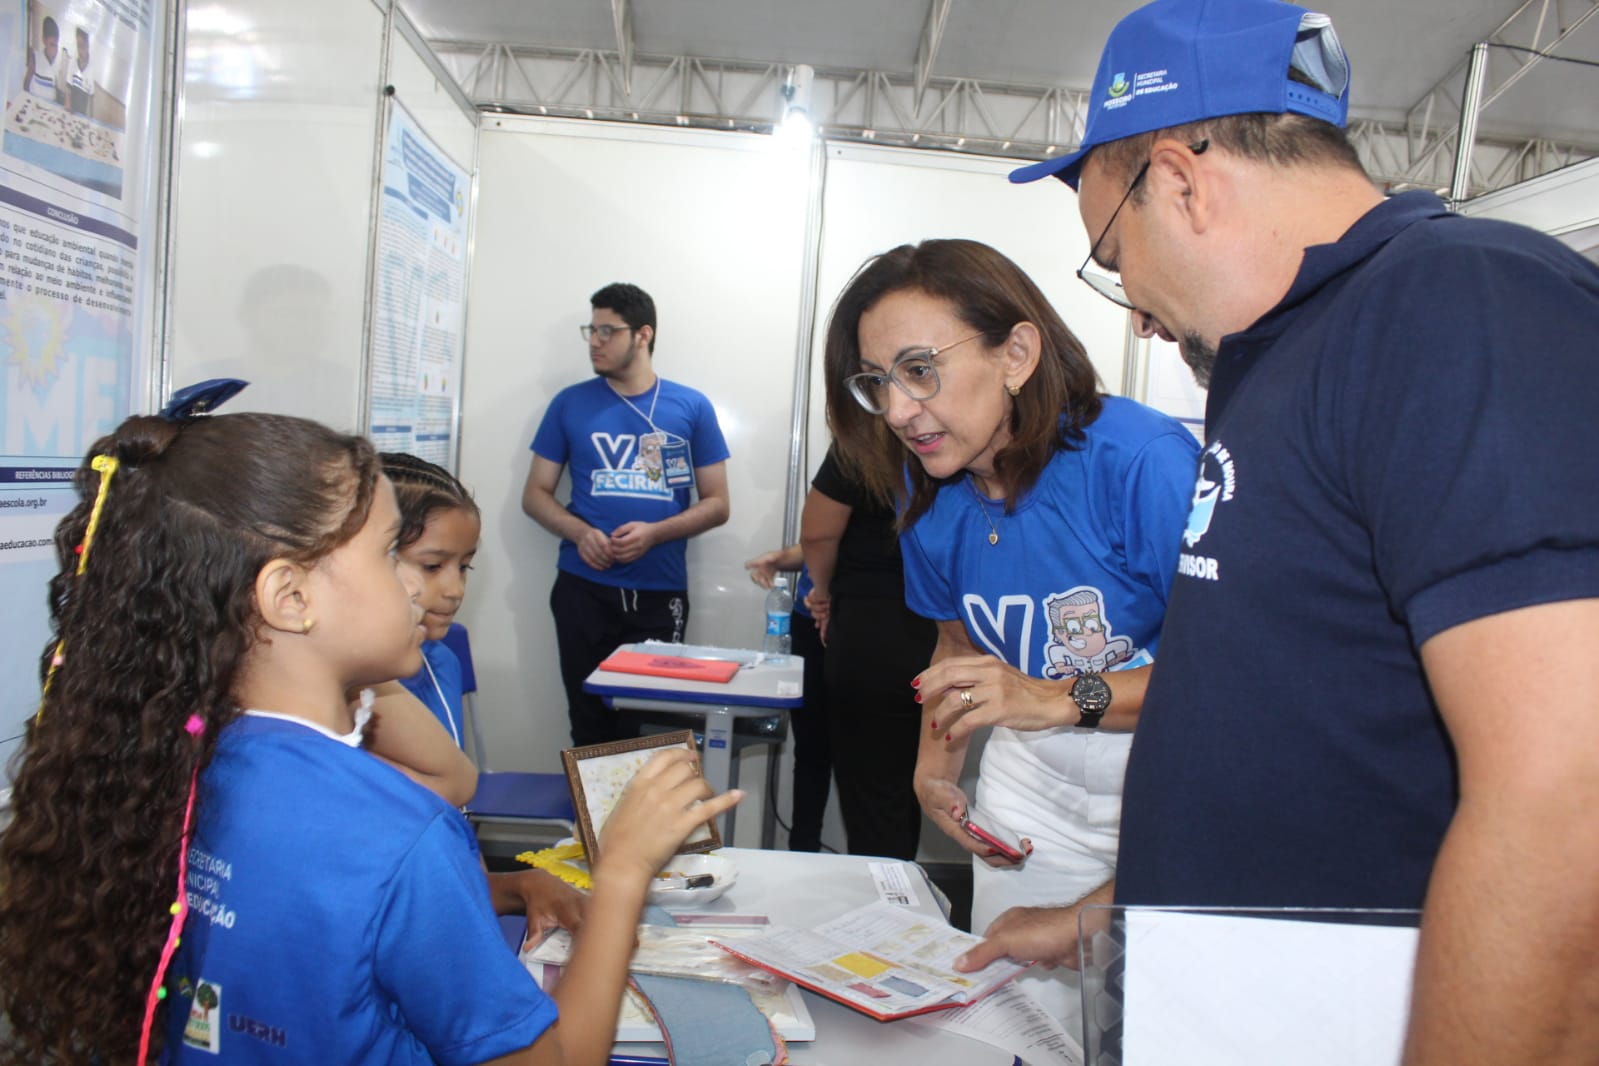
left=956, top=0, right=1599, bottom=1060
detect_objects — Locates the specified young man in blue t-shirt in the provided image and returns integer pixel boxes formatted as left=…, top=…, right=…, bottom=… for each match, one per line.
left=522, top=283, right=731, bottom=745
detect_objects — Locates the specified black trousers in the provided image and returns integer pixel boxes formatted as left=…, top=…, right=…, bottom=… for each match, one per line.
left=550, top=569, right=688, bottom=747
left=787, top=611, right=831, bottom=851
left=825, top=595, right=938, bottom=860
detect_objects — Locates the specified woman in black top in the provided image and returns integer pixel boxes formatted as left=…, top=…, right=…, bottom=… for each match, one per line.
left=802, top=444, right=936, bottom=860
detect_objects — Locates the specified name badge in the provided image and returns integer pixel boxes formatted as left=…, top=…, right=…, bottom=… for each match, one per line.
left=660, top=437, right=694, bottom=488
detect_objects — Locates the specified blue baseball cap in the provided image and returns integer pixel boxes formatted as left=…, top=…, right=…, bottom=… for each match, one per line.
left=1010, top=0, right=1350, bottom=190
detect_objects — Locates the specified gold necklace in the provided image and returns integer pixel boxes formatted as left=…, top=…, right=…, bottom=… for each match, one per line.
left=968, top=477, right=1000, bottom=546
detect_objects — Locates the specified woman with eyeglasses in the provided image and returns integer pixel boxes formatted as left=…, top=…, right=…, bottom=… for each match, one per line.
left=822, top=238, right=1198, bottom=1022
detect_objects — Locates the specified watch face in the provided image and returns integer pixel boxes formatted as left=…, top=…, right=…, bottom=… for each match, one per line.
left=1073, top=673, right=1112, bottom=713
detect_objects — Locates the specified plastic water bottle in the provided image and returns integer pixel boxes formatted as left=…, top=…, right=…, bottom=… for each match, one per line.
left=762, top=575, right=793, bottom=663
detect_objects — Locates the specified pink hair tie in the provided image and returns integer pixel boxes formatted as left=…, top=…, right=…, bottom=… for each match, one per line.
left=137, top=713, right=209, bottom=1058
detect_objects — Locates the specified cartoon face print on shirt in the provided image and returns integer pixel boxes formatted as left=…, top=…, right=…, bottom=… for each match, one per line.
left=635, top=431, right=665, bottom=482
left=1042, top=585, right=1146, bottom=679
left=588, top=432, right=673, bottom=500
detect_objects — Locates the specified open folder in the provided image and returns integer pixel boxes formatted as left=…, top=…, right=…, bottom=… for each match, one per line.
left=712, top=901, right=1027, bottom=1022
left=597, top=649, right=741, bottom=683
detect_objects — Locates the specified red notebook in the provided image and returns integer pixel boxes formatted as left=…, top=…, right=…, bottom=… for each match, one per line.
left=597, top=649, right=741, bottom=683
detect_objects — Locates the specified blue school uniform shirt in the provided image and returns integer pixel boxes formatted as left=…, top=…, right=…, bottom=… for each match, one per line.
left=398, top=640, right=465, bottom=749
left=901, top=397, right=1199, bottom=679
left=163, top=715, right=555, bottom=1065
left=531, top=376, right=730, bottom=590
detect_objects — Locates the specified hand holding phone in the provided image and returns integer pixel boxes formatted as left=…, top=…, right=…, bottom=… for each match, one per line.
left=960, top=804, right=1029, bottom=864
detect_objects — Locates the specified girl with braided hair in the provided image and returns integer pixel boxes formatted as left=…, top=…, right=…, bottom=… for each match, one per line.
left=379, top=451, right=481, bottom=749
left=0, top=410, right=739, bottom=1065
left=374, top=450, right=589, bottom=940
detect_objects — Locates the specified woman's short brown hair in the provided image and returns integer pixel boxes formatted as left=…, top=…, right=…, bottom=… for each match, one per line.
left=822, top=238, right=1103, bottom=528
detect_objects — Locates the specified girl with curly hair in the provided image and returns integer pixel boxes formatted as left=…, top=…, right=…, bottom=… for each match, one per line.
left=0, top=410, right=738, bottom=1064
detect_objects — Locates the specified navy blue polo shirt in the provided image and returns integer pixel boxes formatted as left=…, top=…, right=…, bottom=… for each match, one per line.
left=1117, top=191, right=1599, bottom=909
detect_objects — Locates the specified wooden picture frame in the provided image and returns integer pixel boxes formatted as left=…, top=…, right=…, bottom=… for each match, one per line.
left=561, top=730, right=721, bottom=862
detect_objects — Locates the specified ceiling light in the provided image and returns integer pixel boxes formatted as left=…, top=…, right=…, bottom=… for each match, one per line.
left=773, top=64, right=816, bottom=146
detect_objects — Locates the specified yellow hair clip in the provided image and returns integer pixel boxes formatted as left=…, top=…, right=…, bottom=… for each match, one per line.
left=37, top=455, right=120, bottom=723
left=516, top=842, right=592, bottom=890
left=77, top=455, right=120, bottom=574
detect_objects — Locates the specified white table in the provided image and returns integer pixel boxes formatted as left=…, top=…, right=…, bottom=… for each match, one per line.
left=613, top=848, right=1015, bottom=1065
left=583, top=642, right=805, bottom=845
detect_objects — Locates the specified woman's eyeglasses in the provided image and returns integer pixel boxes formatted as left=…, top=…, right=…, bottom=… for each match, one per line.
left=844, top=332, right=986, bottom=414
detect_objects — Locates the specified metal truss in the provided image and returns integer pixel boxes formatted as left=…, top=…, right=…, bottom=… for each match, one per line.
left=428, top=40, right=1092, bottom=159
left=429, top=12, right=1596, bottom=197
left=1351, top=118, right=1597, bottom=195
left=1400, top=0, right=1599, bottom=197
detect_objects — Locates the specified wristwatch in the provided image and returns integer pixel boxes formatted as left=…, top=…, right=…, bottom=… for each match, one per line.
left=1069, top=673, right=1112, bottom=729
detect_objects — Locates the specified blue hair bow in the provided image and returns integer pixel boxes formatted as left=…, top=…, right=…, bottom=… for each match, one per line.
left=159, top=379, right=249, bottom=421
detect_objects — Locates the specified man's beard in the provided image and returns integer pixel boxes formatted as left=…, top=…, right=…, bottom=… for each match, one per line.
left=592, top=348, right=636, bottom=381
left=1180, top=331, right=1217, bottom=389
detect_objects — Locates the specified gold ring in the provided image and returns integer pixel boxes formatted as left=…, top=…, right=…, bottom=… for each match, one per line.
left=960, top=690, right=974, bottom=709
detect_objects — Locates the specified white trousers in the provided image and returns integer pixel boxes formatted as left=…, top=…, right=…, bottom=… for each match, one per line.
left=971, top=726, right=1131, bottom=1033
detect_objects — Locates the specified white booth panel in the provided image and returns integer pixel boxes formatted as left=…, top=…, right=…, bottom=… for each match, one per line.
left=166, top=0, right=385, bottom=430
left=1141, top=336, right=1207, bottom=436
left=458, top=117, right=812, bottom=777
left=1460, top=156, right=1599, bottom=265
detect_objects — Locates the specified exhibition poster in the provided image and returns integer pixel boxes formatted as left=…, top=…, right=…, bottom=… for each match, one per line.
left=0, top=0, right=161, bottom=767
left=367, top=96, right=470, bottom=468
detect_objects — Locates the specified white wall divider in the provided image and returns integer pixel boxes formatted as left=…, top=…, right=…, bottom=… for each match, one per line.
left=166, top=0, right=387, bottom=429
left=1459, top=155, right=1599, bottom=263
left=457, top=118, right=816, bottom=822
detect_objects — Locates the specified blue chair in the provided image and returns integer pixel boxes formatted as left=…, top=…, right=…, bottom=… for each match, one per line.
left=440, top=623, right=577, bottom=835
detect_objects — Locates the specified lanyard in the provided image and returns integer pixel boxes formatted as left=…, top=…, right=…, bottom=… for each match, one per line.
left=610, top=378, right=661, bottom=434
left=423, top=653, right=461, bottom=748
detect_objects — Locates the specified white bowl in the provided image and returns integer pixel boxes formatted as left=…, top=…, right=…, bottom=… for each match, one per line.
left=645, top=852, right=737, bottom=907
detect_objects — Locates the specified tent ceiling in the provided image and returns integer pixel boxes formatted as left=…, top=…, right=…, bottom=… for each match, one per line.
left=399, top=0, right=1599, bottom=146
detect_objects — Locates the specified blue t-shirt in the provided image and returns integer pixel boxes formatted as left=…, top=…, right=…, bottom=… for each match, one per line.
left=793, top=566, right=814, bottom=621
left=163, top=716, right=556, bottom=1064
left=902, top=397, right=1199, bottom=679
left=398, top=640, right=465, bottom=749
left=1118, top=192, right=1599, bottom=910
left=531, top=376, right=730, bottom=590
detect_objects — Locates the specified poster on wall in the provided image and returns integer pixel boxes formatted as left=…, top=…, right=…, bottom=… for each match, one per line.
left=0, top=0, right=161, bottom=769
left=366, top=95, right=469, bottom=469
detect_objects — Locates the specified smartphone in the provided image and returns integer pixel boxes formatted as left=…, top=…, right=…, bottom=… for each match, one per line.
left=960, top=805, right=1027, bottom=863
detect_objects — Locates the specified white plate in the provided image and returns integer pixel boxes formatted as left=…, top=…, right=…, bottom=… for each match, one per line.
left=645, top=852, right=737, bottom=906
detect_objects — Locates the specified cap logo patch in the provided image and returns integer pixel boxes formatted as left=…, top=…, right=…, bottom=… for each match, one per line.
left=1108, top=72, right=1131, bottom=98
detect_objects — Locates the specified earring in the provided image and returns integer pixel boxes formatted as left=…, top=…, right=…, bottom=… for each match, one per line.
left=301, top=618, right=314, bottom=634
left=1005, top=383, right=1022, bottom=397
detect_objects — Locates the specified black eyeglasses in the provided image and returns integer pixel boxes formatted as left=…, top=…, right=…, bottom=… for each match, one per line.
left=580, top=324, right=634, bottom=342
left=1077, top=139, right=1209, bottom=310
